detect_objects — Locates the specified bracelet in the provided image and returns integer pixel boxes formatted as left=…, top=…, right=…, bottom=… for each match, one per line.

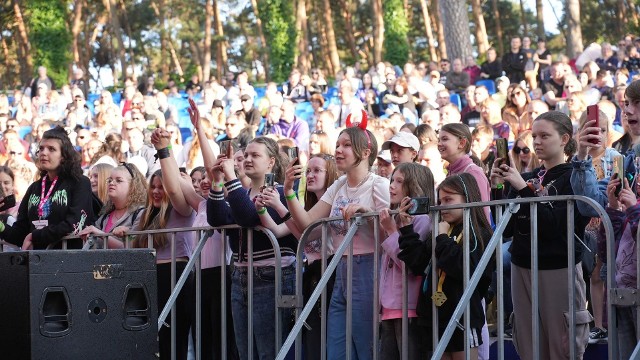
left=285, top=192, right=296, bottom=200
left=281, top=212, right=292, bottom=222
left=257, top=208, right=267, bottom=215
left=217, top=182, right=224, bottom=188
left=155, top=147, right=171, bottom=161
left=495, top=183, right=504, bottom=190
left=0, top=221, right=4, bottom=232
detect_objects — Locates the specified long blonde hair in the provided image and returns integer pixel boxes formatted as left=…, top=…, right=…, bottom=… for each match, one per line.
left=512, top=130, right=541, bottom=173
left=91, top=163, right=114, bottom=204
left=134, top=170, right=172, bottom=249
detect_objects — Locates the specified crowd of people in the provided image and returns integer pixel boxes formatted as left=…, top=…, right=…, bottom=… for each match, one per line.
left=0, top=34, right=637, bottom=360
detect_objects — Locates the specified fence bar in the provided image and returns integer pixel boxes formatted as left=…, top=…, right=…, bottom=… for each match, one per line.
left=277, top=219, right=362, bottom=360
left=346, top=225, right=354, bottom=360
left=495, top=205, right=505, bottom=360
left=530, top=202, right=539, bottom=360
left=401, top=262, right=408, bottom=360
left=567, top=202, right=576, bottom=360
left=373, top=216, right=381, bottom=360
left=195, top=230, right=202, bottom=360
left=431, top=209, right=440, bottom=353
left=321, top=222, right=328, bottom=360
left=636, top=224, right=640, bottom=346
left=247, top=230, right=254, bottom=360
left=431, top=203, right=517, bottom=359
left=221, top=229, right=227, bottom=360
left=462, top=208, right=471, bottom=360
left=171, top=232, right=177, bottom=360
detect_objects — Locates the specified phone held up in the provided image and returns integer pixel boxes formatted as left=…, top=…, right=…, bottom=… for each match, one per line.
left=613, top=154, right=625, bottom=196
left=264, top=173, right=276, bottom=188
left=586, top=104, right=600, bottom=145
left=287, top=147, right=299, bottom=166
left=219, top=140, right=233, bottom=158
left=408, top=197, right=430, bottom=215
left=495, top=138, right=510, bottom=167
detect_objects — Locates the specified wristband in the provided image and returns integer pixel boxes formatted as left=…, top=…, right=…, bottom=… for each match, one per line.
left=495, top=183, right=504, bottom=190
left=285, top=192, right=296, bottom=200
left=217, top=183, right=224, bottom=188
left=281, top=212, right=292, bottom=222
left=0, top=221, right=4, bottom=232
left=155, top=147, right=171, bottom=162
left=257, top=208, right=267, bottom=215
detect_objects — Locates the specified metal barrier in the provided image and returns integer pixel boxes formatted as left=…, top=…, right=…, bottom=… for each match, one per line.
left=2, top=194, right=638, bottom=359
left=277, top=195, right=638, bottom=360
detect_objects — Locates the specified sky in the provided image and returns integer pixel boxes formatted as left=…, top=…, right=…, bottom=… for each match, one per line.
left=524, top=0, right=564, bottom=34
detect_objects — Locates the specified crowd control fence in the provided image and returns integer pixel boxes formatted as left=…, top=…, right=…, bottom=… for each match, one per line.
left=1, top=195, right=638, bottom=360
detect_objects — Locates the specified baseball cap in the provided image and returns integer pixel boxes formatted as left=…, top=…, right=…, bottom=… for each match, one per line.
left=381, top=132, right=420, bottom=152
left=376, top=150, right=392, bottom=164
left=212, top=99, right=224, bottom=108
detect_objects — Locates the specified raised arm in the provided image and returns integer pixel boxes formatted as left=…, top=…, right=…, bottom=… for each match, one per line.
left=151, top=128, right=192, bottom=217
left=189, top=98, right=217, bottom=180
left=283, top=160, right=331, bottom=230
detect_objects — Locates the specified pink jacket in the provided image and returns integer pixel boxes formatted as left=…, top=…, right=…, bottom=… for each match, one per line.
left=379, top=214, right=431, bottom=310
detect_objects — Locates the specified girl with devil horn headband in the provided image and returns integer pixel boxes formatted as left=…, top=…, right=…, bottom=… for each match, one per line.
left=284, top=110, right=390, bottom=359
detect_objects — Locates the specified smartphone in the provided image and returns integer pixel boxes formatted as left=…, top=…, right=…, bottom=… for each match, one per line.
left=586, top=104, right=599, bottom=144
left=179, top=167, right=187, bottom=174
left=220, top=140, right=233, bottom=158
left=264, top=173, right=276, bottom=188
left=495, top=138, right=510, bottom=167
left=0, top=194, right=16, bottom=212
left=408, top=197, right=430, bottom=215
left=0, top=183, right=5, bottom=199
left=287, top=147, right=299, bottom=166
left=613, top=154, right=625, bottom=195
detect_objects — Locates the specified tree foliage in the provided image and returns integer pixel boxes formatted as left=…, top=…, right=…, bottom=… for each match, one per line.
left=25, top=0, right=71, bottom=86
left=257, top=0, right=295, bottom=82
left=382, top=0, right=409, bottom=66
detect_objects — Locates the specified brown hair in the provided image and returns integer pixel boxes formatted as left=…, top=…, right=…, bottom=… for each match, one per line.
left=391, top=163, right=435, bottom=209
left=413, top=124, right=438, bottom=146
left=626, top=79, right=640, bottom=103
left=249, top=136, right=288, bottom=184
left=309, top=131, right=334, bottom=155
left=304, top=154, right=339, bottom=210
left=135, top=170, right=171, bottom=249
left=338, top=126, right=378, bottom=168
left=534, top=111, right=577, bottom=160
left=440, top=123, right=472, bottom=154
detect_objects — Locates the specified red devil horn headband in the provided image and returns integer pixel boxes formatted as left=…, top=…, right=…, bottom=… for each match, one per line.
left=345, top=110, right=371, bottom=149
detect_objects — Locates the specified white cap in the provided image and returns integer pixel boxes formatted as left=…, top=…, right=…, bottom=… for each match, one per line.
left=376, top=150, right=392, bottom=163
left=381, top=132, right=420, bottom=152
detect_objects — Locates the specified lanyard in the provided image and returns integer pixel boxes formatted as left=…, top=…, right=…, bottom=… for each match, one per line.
left=38, top=175, right=58, bottom=219
left=432, top=228, right=462, bottom=306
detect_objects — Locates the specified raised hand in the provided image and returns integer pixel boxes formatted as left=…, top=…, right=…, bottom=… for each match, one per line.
left=187, top=98, right=201, bottom=129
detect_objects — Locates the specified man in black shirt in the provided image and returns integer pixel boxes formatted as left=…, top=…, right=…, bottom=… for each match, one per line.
left=542, top=62, right=567, bottom=109
left=502, top=37, right=527, bottom=85
left=480, top=47, right=503, bottom=81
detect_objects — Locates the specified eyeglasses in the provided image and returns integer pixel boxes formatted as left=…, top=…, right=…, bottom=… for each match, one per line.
left=120, top=162, right=135, bottom=179
left=305, top=167, right=327, bottom=176
left=106, top=178, right=130, bottom=185
left=225, top=123, right=238, bottom=127
left=125, top=127, right=135, bottom=131
left=9, top=151, right=22, bottom=156
left=513, top=146, right=531, bottom=154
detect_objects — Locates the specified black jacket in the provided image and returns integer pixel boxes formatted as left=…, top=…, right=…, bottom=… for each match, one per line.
left=494, top=163, right=589, bottom=270
left=2, top=175, right=95, bottom=249
left=502, top=50, right=527, bottom=84
left=480, top=60, right=503, bottom=80
left=398, top=223, right=493, bottom=330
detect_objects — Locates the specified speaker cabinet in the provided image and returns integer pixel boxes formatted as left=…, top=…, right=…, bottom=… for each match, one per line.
left=0, top=249, right=158, bottom=359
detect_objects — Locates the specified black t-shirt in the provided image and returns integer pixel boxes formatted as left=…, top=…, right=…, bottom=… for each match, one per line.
left=542, top=79, right=564, bottom=98
left=462, top=110, right=481, bottom=128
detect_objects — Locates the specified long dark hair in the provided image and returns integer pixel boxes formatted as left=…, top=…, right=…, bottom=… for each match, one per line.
left=39, top=126, right=83, bottom=181
left=391, top=163, right=435, bottom=208
left=437, top=173, right=492, bottom=251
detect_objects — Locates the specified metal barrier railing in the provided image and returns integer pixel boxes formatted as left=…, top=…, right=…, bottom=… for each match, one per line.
left=2, top=194, right=638, bottom=359
left=276, top=195, right=637, bottom=360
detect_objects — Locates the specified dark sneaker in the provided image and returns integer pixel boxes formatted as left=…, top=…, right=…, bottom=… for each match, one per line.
left=588, top=327, right=607, bottom=344
left=504, top=326, right=513, bottom=339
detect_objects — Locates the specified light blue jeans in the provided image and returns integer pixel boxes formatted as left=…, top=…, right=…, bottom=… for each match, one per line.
left=327, top=255, right=375, bottom=360
left=231, top=264, right=295, bottom=360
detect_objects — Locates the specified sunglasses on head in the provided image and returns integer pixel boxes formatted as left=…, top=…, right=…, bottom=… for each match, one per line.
left=513, top=146, right=530, bottom=154
left=120, top=162, right=135, bottom=179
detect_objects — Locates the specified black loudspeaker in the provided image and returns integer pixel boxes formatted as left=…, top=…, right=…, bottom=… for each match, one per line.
left=0, top=249, right=158, bottom=359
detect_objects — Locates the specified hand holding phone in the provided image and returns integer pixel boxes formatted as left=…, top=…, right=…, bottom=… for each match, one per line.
left=220, top=140, right=233, bottom=158
left=264, top=173, right=276, bottom=188
left=0, top=194, right=16, bottom=212
left=407, top=197, right=430, bottom=215
left=613, top=154, right=625, bottom=195
left=586, top=104, right=600, bottom=145
left=287, top=147, right=299, bottom=166
left=495, top=138, right=510, bottom=167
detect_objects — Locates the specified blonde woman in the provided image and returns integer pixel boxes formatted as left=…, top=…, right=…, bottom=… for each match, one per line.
left=511, top=130, right=541, bottom=173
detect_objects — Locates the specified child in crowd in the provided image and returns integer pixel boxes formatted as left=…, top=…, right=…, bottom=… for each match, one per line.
left=378, top=163, right=435, bottom=359
left=399, top=173, right=493, bottom=360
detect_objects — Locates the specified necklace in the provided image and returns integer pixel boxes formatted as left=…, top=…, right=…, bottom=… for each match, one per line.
left=346, top=172, right=370, bottom=200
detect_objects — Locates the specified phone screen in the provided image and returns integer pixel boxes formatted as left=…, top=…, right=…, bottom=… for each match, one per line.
left=586, top=104, right=599, bottom=144
left=496, top=138, right=510, bottom=166
left=287, top=147, right=299, bottom=166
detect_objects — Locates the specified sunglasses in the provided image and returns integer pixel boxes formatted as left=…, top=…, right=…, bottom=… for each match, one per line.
left=513, top=146, right=531, bottom=154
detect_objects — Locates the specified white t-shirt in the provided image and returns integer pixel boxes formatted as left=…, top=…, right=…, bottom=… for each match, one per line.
left=194, top=200, right=232, bottom=268
left=320, top=173, right=390, bottom=255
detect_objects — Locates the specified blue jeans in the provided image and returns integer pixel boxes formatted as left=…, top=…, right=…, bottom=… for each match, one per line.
left=231, top=264, right=295, bottom=360
left=327, top=255, right=374, bottom=360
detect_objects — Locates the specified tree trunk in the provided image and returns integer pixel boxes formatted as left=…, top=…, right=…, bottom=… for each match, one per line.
left=70, top=0, right=86, bottom=80
left=616, top=0, right=627, bottom=39
left=338, top=0, right=358, bottom=61
left=322, top=0, right=341, bottom=75
left=213, top=0, right=228, bottom=79
left=295, top=0, right=311, bottom=73
left=491, top=0, right=504, bottom=55
left=103, top=0, right=127, bottom=84
left=519, top=0, right=529, bottom=35
left=418, top=0, right=438, bottom=62
left=248, top=0, right=268, bottom=81
left=439, top=0, right=473, bottom=61
left=316, top=4, right=333, bottom=75
left=371, top=0, right=384, bottom=64
left=565, top=0, right=583, bottom=59
left=0, top=35, right=13, bottom=89
left=119, top=0, right=136, bottom=78
left=536, top=0, right=545, bottom=40
left=469, top=0, right=489, bottom=57
left=203, top=0, right=213, bottom=82
left=13, top=0, right=33, bottom=85
left=431, top=0, right=447, bottom=61
left=627, top=0, right=639, bottom=27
